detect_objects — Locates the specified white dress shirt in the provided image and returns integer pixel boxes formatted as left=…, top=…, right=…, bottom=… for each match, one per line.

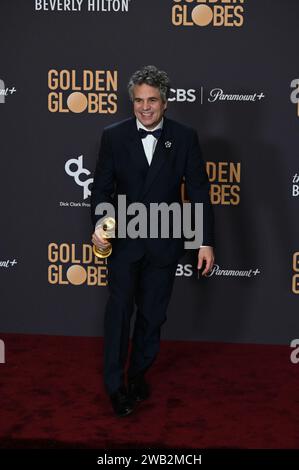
left=136, top=118, right=163, bottom=165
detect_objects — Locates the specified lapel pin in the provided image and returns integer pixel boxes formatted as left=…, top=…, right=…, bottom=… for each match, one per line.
left=165, top=141, right=172, bottom=148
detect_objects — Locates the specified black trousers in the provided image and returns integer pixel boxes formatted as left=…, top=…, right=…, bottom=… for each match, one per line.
left=104, top=253, right=177, bottom=394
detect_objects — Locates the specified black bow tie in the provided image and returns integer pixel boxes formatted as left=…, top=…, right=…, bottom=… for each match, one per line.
left=138, top=128, right=162, bottom=139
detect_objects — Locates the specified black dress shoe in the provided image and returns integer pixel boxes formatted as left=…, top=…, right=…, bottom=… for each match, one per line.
left=109, top=387, right=134, bottom=417
left=128, top=376, right=150, bottom=402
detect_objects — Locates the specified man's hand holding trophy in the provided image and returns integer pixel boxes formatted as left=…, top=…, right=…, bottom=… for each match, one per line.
left=92, top=217, right=116, bottom=259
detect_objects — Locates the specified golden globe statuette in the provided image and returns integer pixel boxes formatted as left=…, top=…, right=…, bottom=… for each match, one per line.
left=93, top=217, right=116, bottom=259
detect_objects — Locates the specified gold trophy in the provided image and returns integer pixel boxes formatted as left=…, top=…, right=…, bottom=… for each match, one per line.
left=93, top=217, right=116, bottom=259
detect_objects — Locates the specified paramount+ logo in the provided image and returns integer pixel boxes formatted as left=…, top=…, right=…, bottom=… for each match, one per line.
left=172, top=0, right=245, bottom=28
left=48, top=69, right=118, bottom=114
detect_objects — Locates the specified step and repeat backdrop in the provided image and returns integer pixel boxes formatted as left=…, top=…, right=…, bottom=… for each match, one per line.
left=1, top=0, right=298, bottom=344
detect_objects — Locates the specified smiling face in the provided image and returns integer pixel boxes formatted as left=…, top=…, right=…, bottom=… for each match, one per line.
left=132, top=83, right=167, bottom=129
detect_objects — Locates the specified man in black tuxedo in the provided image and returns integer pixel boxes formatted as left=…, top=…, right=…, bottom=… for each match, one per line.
left=91, top=66, right=215, bottom=417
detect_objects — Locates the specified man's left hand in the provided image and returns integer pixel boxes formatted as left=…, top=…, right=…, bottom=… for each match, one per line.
left=197, top=246, right=215, bottom=276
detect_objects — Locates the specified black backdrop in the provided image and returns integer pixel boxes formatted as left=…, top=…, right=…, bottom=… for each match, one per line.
left=1, top=0, right=298, bottom=344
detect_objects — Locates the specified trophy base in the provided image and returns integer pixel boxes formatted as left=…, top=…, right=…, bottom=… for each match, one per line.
left=93, top=244, right=112, bottom=259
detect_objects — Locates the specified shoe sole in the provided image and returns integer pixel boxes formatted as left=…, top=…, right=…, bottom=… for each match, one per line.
left=116, top=407, right=134, bottom=417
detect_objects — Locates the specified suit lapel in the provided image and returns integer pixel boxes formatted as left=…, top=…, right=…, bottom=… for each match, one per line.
left=125, top=118, right=150, bottom=174
left=140, top=117, right=172, bottom=199
left=123, top=117, right=174, bottom=200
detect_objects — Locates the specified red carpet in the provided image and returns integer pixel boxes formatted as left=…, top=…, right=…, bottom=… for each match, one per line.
left=0, top=333, right=297, bottom=449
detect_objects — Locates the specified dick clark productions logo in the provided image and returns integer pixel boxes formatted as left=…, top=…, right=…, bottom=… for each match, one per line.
left=172, top=0, right=245, bottom=27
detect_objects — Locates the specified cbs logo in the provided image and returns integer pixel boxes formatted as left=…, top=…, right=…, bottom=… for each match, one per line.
left=168, top=88, right=196, bottom=103
left=176, top=264, right=193, bottom=277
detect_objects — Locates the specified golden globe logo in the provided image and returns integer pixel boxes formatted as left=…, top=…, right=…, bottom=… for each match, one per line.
left=172, top=0, right=245, bottom=27
left=292, top=252, right=299, bottom=294
left=207, top=161, right=241, bottom=205
left=48, top=243, right=107, bottom=286
left=48, top=69, right=118, bottom=114
left=181, top=162, right=241, bottom=205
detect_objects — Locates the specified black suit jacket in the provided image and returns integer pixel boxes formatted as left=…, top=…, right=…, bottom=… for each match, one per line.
left=91, top=117, right=214, bottom=266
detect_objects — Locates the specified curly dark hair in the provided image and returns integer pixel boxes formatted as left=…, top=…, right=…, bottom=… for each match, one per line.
left=128, top=65, right=171, bottom=103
